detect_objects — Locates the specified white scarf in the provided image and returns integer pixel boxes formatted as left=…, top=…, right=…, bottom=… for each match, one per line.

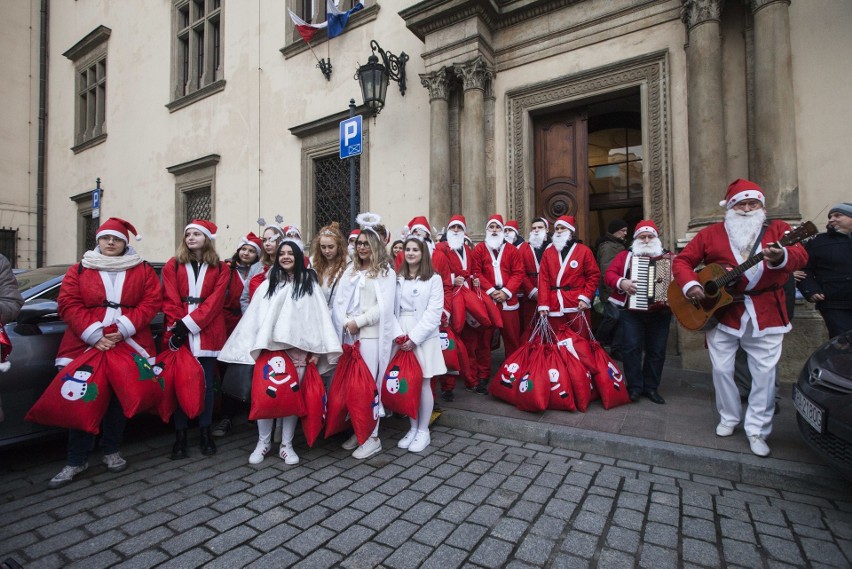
left=81, top=246, right=144, bottom=271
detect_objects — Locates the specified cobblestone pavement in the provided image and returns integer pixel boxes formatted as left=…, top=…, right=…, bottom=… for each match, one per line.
left=1, top=418, right=851, bottom=569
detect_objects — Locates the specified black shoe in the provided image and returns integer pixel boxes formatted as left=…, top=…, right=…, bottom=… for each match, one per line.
left=200, top=427, right=217, bottom=456
left=474, top=380, right=488, bottom=394
left=644, top=391, right=666, bottom=404
left=628, top=390, right=641, bottom=402
left=170, top=429, right=188, bottom=460
left=441, top=390, right=454, bottom=402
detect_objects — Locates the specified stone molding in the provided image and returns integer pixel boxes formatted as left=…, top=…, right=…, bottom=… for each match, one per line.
left=419, top=68, right=451, bottom=101
left=750, top=0, right=790, bottom=14
left=63, top=25, right=111, bottom=61
left=505, top=51, right=673, bottom=244
left=453, top=57, right=493, bottom=92
left=680, top=0, right=724, bottom=30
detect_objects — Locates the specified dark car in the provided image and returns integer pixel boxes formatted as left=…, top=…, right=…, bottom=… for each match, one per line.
left=0, top=264, right=164, bottom=447
left=793, top=331, right=852, bottom=480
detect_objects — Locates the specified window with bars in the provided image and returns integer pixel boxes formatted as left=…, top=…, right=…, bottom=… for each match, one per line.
left=82, top=214, right=99, bottom=256
left=314, top=155, right=360, bottom=237
left=0, top=229, right=17, bottom=268
left=183, top=186, right=213, bottom=225
left=63, top=26, right=111, bottom=152
left=173, top=0, right=223, bottom=101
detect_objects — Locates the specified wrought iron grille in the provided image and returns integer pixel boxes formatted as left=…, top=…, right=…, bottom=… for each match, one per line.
left=0, top=228, right=17, bottom=267
left=314, top=155, right=360, bottom=237
left=84, top=214, right=98, bottom=251
left=184, top=186, right=212, bottom=225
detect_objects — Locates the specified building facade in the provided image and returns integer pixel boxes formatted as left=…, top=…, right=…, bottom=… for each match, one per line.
left=2, top=0, right=850, bottom=372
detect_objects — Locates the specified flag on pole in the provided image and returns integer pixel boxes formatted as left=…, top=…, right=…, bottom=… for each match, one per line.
left=327, top=0, right=364, bottom=39
left=288, top=9, right=327, bottom=43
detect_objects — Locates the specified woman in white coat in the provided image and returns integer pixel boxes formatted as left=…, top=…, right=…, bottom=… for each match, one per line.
left=331, top=213, right=401, bottom=460
left=395, top=236, right=447, bottom=453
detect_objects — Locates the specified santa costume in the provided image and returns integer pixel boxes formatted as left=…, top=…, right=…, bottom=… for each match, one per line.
left=517, top=217, right=550, bottom=335
left=223, top=232, right=262, bottom=336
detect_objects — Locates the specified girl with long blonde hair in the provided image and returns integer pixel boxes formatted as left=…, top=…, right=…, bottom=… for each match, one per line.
left=310, top=222, right=348, bottom=302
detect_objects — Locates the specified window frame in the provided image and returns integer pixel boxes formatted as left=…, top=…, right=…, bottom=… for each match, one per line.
left=280, top=1, right=379, bottom=60
left=69, top=191, right=99, bottom=258
left=166, top=154, right=220, bottom=246
left=63, top=26, right=111, bottom=154
left=167, top=0, right=226, bottom=112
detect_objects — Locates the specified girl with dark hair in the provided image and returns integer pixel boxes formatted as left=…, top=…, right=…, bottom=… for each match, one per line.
left=219, top=240, right=341, bottom=465
left=395, top=236, right=446, bottom=453
left=240, top=223, right=285, bottom=312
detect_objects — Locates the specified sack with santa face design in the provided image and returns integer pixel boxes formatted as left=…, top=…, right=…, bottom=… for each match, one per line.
left=555, top=327, right=600, bottom=410
left=440, top=326, right=470, bottom=379
left=300, top=362, right=326, bottom=447
left=533, top=343, right=575, bottom=412
left=149, top=344, right=201, bottom=422
left=107, top=343, right=165, bottom=418
left=588, top=341, right=630, bottom=410
left=488, top=343, right=530, bottom=406
left=381, top=337, right=424, bottom=420
left=250, top=350, right=305, bottom=420
left=324, top=342, right=379, bottom=445
left=512, top=341, right=553, bottom=413
left=26, top=349, right=112, bottom=434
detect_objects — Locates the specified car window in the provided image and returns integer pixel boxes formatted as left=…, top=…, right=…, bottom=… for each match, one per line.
left=25, top=284, right=61, bottom=304
left=15, top=266, right=67, bottom=293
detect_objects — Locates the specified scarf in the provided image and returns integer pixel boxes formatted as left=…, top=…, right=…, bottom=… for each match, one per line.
left=81, top=246, right=144, bottom=271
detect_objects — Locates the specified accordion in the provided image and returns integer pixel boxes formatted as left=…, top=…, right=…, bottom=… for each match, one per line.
left=627, top=253, right=674, bottom=311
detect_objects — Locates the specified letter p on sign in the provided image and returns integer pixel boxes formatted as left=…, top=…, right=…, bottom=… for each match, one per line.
left=339, top=115, right=363, bottom=159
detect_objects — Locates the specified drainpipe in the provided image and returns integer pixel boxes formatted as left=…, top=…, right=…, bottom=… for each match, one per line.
left=36, top=0, right=48, bottom=266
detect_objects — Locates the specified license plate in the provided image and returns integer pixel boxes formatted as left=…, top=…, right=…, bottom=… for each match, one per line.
left=793, top=384, right=825, bottom=434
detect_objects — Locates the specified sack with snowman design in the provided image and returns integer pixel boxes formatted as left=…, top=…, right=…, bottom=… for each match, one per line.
left=250, top=350, right=305, bottom=420
left=439, top=326, right=470, bottom=379
left=512, top=341, right=554, bottom=413
left=325, top=342, right=379, bottom=445
left=26, top=348, right=112, bottom=434
left=300, top=362, right=326, bottom=447
left=588, top=340, right=631, bottom=410
left=107, top=343, right=165, bottom=419
left=381, top=336, right=424, bottom=420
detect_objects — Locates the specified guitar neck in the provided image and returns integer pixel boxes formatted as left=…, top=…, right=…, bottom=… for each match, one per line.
left=716, top=251, right=765, bottom=289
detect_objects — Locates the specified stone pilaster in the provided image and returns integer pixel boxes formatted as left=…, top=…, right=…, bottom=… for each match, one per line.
left=681, top=0, right=728, bottom=229
left=420, top=68, right=452, bottom=229
left=750, top=0, right=799, bottom=218
left=453, top=57, right=493, bottom=239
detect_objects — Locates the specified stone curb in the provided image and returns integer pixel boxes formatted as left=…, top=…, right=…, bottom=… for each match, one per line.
left=437, top=408, right=848, bottom=495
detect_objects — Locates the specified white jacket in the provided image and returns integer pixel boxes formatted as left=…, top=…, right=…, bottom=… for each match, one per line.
left=395, top=274, right=444, bottom=346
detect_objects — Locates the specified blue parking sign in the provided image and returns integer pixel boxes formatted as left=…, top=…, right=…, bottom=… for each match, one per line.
left=340, top=115, right=362, bottom=159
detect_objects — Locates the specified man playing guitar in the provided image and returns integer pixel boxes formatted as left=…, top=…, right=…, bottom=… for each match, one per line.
left=672, top=179, right=808, bottom=457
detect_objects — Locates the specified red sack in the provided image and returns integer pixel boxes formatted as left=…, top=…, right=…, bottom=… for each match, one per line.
left=558, top=349, right=594, bottom=412
left=324, top=342, right=379, bottom=445
left=449, top=289, right=466, bottom=334
left=300, top=362, right=326, bottom=447
left=537, top=343, right=576, bottom=412
left=150, top=348, right=181, bottom=422
left=589, top=341, right=631, bottom=410
left=107, top=343, right=164, bottom=418
left=250, top=350, right=305, bottom=420
left=381, top=338, right=423, bottom=420
left=513, top=342, right=553, bottom=413
left=556, top=326, right=600, bottom=404
left=167, top=346, right=206, bottom=419
left=26, top=349, right=112, bottom=434
left=440, top=327, right=470, bottom=379
left=459, top=286, right=492, bottom=329
left=481, top=293, right=504, bottom=329
left=488, top=343, right=531, bottom=405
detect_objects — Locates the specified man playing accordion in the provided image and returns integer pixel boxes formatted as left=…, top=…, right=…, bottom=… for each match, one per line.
left=604, top=219, right=673, bottom=404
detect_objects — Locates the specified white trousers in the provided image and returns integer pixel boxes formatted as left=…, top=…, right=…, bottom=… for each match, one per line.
left=257, top=366, right=305, bottom=445
left=706, top=319, right=783, bottom=438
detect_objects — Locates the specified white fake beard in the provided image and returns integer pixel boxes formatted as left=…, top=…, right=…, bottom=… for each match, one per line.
left=725, top=208, right=766, bottom=256
left=551, top=230, right=572, bottom=251
left=446, top=231, right=465, bottom=250
left=631, top=237, right=664, bottom=257
left=528, top=230, right=545, bottom=249
left=485, top=232, right=504, bottom=250
left=347, top=244, right=355, bottom=258
left=504, top=230, right=517, bottom=244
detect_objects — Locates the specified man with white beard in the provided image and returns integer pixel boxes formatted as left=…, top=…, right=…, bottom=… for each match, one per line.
left=605, top=220, right=673, bottom=404
left=673, top=179, right=807, bottom=457
left=518, top=217, right=551, bottom=334
left=471, top=214, right=525, bottom=392
left=537, top=215, right=600, bottom=338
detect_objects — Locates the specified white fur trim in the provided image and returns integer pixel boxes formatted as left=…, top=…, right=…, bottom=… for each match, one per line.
left=554, top=219, right=575, bottom=232
left=186, top=223, right=215, bottom=240
left=96, top=229, right=129, bottom=243
left=723, top=190, right=765, bottom=209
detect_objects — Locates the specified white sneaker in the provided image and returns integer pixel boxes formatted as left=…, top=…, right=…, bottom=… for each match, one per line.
left=102, top=452, right=127, bottom=473
left=48, top=463, right=88, bottom=489
left=378, top=403, right=387, bottom=418
left=249, top=442, right=271, bottom=465
left=280, top=443, right=299, bottom=465
left=352, top=437, right=382, bottom=460
left=408, top=431, right=431, bottom=453
left=716, top=423, right=735, bottom=437
left=748, top=435, right=770, bottom=457
left=342, top=433, right=359, bottom=451
left=397, top=428, right=417, bottom=449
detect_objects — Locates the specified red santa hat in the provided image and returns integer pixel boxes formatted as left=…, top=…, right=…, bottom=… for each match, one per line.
left=486, top=214, right=504, bottom=230
left=505, top=220, right=520, bottom=233
left=238, top=232, right=263, bottom=256
left=553, top=215, right=576, bottom=232
left=633, top=219, right=660, bottom=238
left=408, top=216, right=431, bottom=236
left=447, top=214, right=467, bottom=232
left=720, top=178, right=765, bottom=209
left=96, top=217, right=141, bottom=242
left=283, top=225, right=302, bottom=239
left=348, top=229, right=360, bottom=241
left=185, top=219, right=217, bottom=240
left=532, top=216, right=550, bottom=232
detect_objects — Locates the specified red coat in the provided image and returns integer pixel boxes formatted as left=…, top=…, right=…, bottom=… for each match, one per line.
left=436, top=242, right=473, bottom=282
left=248, top=265, right=271, bottom=302
left=517, top=242, right=545, bottom=299
left=162, top=258, right=230, bottom=357
left=537, top=243, right=600, bottom=315
left=471, top=242, right=524, bottom=310
left=605, top=250, right=675, bottom=310
left=56, top=262, right=162, bottom=367
left=672, top=220, right=807, bottom=336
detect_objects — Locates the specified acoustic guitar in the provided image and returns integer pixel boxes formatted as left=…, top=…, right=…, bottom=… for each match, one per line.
left=668, top=221, right=817, bottom=331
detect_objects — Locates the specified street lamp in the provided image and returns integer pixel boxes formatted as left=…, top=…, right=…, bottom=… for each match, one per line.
left=355, top=40, right=408, bottom=115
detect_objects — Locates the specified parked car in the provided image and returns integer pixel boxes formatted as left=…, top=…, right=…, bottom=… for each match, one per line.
left=0, top=264, right=164, bottom=447
left=792, top=331, right=852, bottom=481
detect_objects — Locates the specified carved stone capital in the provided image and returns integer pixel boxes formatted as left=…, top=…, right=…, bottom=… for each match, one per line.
left=453, top=57, right=493, bottom=92
left=750, top=0, right=790, bottom=14
left=419, top=68, right=451, bottom=101
left=681, top=0, right=724, bottom=31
